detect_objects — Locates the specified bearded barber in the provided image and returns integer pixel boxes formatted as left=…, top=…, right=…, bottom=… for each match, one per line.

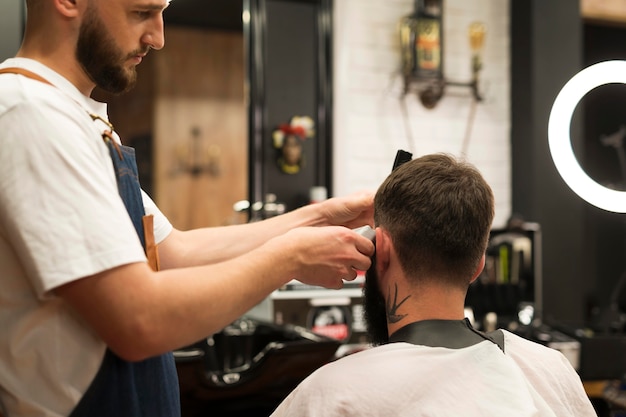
left=0, top=1, right=375, bottom=416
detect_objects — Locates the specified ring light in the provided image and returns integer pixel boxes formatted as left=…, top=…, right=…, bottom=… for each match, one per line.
left=548, top=60, right=626, bottom=213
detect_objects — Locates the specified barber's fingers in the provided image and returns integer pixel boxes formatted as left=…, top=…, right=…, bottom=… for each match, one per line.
left=354, top=234, right=375, bottom=258
left=348, top=251, right=372, bottom=274
left=320, top=190, right=374, bottom=227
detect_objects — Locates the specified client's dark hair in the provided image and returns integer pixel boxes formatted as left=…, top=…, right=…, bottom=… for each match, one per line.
left=374, top=153, right=494, bottom=289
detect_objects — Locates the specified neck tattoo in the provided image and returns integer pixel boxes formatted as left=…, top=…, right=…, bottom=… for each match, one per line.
left=386, top=283, right=411, bottom=324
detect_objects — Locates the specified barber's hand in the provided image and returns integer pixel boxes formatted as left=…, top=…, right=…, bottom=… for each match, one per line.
left=318, top=190, right=374, bottom=230
left=279, top=226, right=375, bottom=289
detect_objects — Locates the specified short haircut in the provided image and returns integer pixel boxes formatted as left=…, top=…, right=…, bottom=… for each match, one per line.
left=374, top=153, right=494, bottom=288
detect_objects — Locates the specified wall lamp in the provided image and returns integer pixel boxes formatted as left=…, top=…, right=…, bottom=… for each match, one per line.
left=399, top=0, right=486, bottom=109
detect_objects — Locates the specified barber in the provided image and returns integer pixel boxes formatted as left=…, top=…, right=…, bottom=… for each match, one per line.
left=0, top=0, right=374, bottom=416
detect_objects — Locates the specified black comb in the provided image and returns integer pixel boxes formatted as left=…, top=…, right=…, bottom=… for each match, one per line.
left=392, top=149, right=412, bottom=171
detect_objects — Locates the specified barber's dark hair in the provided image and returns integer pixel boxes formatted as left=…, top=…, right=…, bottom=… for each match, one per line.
left=374, top=153, right=494, bottom=288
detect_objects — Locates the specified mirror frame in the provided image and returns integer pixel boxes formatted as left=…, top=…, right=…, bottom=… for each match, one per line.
left=245, top=0, right=334, bottom=219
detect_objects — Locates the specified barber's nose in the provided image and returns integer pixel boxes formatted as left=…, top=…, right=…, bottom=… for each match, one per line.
left=143, top=16, right=165, bottom=50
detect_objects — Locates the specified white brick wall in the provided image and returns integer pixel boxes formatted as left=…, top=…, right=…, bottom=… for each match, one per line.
left=333, top=0, right=511, bottom=227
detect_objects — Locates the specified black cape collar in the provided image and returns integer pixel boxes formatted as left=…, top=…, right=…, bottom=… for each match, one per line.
left=388, top=318, right=505, bottom=352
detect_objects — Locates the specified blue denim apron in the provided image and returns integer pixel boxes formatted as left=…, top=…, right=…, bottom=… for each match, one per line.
left=0, top=67, right=180, bottom=417
left=69, top=137, right=181, bottom=417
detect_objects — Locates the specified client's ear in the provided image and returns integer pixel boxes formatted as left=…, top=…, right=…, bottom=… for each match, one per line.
left=375, top=227, right=391, bottom=278
left=470, top=253, right=486, bottom=284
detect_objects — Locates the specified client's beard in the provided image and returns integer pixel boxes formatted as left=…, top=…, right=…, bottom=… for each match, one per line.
left=363, top=256, right=389, bottom=346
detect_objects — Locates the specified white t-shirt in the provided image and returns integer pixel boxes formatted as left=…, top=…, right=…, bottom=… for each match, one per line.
left=0, top=58, right=173, bottom=417
left=270, top=331, right=597, bottom=417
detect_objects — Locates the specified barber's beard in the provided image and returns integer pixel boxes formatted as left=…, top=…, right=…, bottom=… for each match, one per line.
left=363, top=257, right=390, bottom=346
left=76, top=5, right=140, bottom=94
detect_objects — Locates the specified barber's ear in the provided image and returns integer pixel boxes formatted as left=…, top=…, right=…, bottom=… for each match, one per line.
left=469, top=254, right=486, bottom=284
left=55, top=0, right=81, bottom=17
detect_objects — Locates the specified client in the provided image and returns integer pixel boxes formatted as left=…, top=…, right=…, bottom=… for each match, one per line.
left=270, top=153, right=596, bottom=417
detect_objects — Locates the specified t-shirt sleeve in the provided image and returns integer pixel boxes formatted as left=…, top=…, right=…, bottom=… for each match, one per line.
left=141, top=190, right=173, bottom=244
left=0, top=98, right=147, bottom=297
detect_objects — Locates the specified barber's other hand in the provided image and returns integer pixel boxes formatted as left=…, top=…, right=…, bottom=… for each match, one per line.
left=276, top=226, right=375, bottom=290
left=318, top=190, right=374, bottom=230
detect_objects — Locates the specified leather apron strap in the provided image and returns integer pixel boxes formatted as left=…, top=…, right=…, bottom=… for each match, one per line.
left=0, top=67, right=52, bottom=85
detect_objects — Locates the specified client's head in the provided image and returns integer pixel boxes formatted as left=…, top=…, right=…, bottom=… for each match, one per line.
left=363, top=153, right=495, bottom=345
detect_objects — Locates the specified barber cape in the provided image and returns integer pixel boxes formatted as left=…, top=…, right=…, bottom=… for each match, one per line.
left=270, top=328, right=596, bottom=417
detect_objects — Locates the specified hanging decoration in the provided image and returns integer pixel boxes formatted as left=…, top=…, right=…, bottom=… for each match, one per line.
left=272, top=115, right=315, bottom=174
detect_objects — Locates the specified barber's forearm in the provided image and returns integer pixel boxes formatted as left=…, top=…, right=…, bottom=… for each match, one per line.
left=57, top=223, right=371, bottom=362
left=142, top=247, right=291, bottom=356
left=58, top=243, right=294, bottom=362
left=158, top=203, right=325, bottom=268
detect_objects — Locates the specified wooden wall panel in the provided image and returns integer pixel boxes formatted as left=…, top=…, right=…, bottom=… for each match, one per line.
left=154, top=98, right=247, bottom=229
left=153, top=27, right=247, bottom=229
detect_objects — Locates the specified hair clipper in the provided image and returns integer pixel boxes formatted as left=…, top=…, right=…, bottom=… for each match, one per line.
left=353, top=225, right=376, bottom=243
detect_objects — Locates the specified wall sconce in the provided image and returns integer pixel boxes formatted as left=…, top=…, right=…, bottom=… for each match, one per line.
left=399, top=0, right=486, bottom=109
left=171, top=126, right=221, bottom=178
